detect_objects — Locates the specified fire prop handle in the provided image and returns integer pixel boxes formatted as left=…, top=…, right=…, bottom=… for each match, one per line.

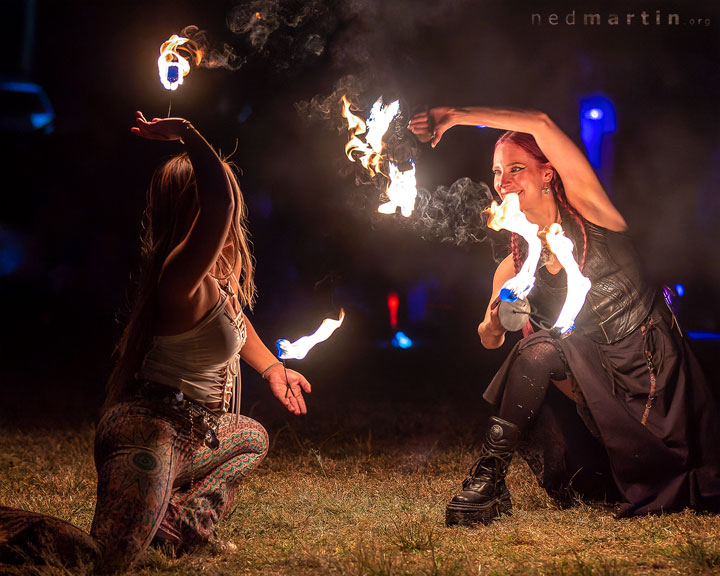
left=282, top=360, right=294, bottom=400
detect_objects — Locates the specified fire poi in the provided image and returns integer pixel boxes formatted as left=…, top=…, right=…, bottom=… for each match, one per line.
left=341, top=95, right=417, bottom=217
left=158, top=34, right=202, bottom=91
left=380, top=161, right=417, bottom=217
left=277, top=309, right=346, bottom=361
left=486, top=192, right=591, bottom=336
left=276, top=310, right=345, bottom=397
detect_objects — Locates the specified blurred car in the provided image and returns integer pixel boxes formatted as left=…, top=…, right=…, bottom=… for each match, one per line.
left=0, top=80, right=55, bottom=134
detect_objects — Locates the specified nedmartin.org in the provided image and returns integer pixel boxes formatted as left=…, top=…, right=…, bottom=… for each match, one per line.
left=531, top=10, right=711, bottom=27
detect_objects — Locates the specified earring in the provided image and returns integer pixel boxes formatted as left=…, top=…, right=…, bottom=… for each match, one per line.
left=542, top=184, right=551, bottom=195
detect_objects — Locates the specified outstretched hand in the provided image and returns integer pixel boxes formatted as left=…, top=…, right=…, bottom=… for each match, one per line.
left=408, top=107, right=453, bottom=148
left=265, top=364, right=312, bottom=415
left=130, top=111, right=187, bottom=141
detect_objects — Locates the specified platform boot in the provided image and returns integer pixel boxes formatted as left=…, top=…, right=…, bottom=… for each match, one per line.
left=445, top=416, right=520, bottom=526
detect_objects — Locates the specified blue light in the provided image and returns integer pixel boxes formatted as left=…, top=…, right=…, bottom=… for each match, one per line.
left=30, top=112, right=54, bottom=130
left=579, top=96, right=616, bottom=171
left=0, top=81, right=41, bottom=93
left=392, top=331, right=413, bottom=349
left=408, top=282, right=431, bottom=323
left=167, top=64, right=179, bottom=83
left=687, top=331, right=720, bottom=341
left=674, top=283, right=685, bottom=297
left=499, top=288, right=518, bottom=303
left=1, top=81, right=55, bottom=132
left=476, top=124, right=487, bottom=129
left=0, top=229, right=22, bottom=275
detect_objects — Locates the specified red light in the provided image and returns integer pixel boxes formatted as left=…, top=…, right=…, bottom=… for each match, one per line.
left=387, top=292, right=399, bottom=328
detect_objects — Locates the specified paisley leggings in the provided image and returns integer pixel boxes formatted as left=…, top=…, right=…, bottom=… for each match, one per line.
left=90, top=399, right=268, bottom=571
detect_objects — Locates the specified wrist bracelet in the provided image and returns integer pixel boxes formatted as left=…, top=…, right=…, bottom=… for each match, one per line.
left=261, top=361, right=282, bottom=380
left=180, top=120, right=196, bottom=144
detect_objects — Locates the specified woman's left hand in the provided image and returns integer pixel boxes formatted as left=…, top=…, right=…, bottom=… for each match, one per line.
left=408, top=107, right=454, bottom=147
left=265, top=365, right=312, bottom=415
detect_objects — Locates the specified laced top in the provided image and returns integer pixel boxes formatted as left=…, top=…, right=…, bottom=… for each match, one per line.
left=139, top=281, right=247, bottom=416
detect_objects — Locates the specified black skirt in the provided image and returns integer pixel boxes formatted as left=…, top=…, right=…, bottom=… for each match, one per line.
left=483, top=298, right=720, bottom=516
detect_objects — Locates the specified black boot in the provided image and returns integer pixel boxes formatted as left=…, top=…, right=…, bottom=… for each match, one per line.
left=446, top=416, right=520, bottom=526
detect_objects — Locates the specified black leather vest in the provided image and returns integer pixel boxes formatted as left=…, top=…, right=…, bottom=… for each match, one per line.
left=526, top=208, right=655, bottom=344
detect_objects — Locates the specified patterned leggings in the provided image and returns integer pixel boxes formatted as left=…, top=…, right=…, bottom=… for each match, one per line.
left=0, top=398, right=268, bottom=571
left=90, top=399, right=268, bottom=570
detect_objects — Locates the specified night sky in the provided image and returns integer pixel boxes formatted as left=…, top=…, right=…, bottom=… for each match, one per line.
left=1, top=0, right=719, bottom=425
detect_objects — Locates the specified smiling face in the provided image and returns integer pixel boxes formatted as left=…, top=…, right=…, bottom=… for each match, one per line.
left=492, top=142, right=554, bottom=212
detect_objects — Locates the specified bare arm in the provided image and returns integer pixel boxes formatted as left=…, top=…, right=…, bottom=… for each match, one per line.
left=132, top=111, right=235, bottom=306
left=239, top=317, right=280, bottom=375
left=241, top=316, right=312, bottom=415
left=409, top=106, right=627, bottom=231
left=478, top=255, right=515, bottom=349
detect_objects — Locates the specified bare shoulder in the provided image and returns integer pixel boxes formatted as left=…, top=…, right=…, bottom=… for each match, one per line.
left=494, top=254, right=515, bottom=286
left=154, top=275, right=220, bottom=336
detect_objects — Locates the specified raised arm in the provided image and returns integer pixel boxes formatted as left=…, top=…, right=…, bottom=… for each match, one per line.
left=409, top=107, right=627, bottom=231
left=132, top=111, right=234, bottom=304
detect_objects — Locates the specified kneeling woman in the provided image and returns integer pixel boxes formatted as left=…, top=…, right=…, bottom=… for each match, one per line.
left=0, top=112, right=310, bottom=571
left=410, top=107, right=720, bottom=525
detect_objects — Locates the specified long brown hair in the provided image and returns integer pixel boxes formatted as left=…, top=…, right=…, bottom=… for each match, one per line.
left=495, top=131, right=588, bottom=337
left=102, top=153, right=256, bottom=412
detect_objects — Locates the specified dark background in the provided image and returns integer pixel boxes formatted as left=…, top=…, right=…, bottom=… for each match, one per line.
left=1, top=0, right=719, bottom=435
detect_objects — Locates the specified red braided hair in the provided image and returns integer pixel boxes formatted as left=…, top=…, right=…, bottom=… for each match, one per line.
left=496, top=131, right=588, bottom=337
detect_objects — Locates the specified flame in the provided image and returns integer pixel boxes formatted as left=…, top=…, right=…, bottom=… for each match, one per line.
left=365, top=97, right=399, bottom=153
left=485, top=194, right=591, bottom=333
left=545, top=223, right=591, bottom=334
left=158, top=34, right=202, bottom=91
left=379, top=161, right=417, bottom=217
left=277, top=309, right=346, bottom=360
left=486, top=193, right=541, bottom=301
left=341, top=95, right=382, bottom=174
left=341, top=95, right=418, bottom=217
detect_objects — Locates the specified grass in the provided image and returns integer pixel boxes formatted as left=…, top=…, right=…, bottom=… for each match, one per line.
left=1, top=419, right=720, bottom=576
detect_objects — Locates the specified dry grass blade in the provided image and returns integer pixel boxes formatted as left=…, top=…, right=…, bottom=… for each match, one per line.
left=2, top=426, right=719, bottom=575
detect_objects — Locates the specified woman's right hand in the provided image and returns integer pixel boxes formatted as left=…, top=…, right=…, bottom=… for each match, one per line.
left=131, top=111, right=188, bottom=141
left=408, top=107, right=455, bottom=148
left=478, top=297, right=505, bottom=339
left=265, top=365, right=312, bottom=416
left=478, top=255, right=515, bottom=349
left=490, top=297, right=506, bottom=330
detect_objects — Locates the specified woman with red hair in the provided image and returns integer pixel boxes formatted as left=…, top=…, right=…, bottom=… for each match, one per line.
left=410, top=107, right=720, bottom=526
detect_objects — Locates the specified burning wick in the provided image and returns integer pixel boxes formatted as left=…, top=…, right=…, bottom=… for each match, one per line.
left=365, top=97, right=399, bottom=156
left=157, top=34, right=202, bottom=91
left=486, top=193, right=542, bottom=302
left=341, top=95, right=418, bottom=217
left=276, top=309, right=345, bottom=398
left=379, top=161, right=417, bottom=218
left=276, top=310, right=346, bottom=361
left=341, top=95, right=396, bottom=174
left=545, top=223, right=591, bottom=336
